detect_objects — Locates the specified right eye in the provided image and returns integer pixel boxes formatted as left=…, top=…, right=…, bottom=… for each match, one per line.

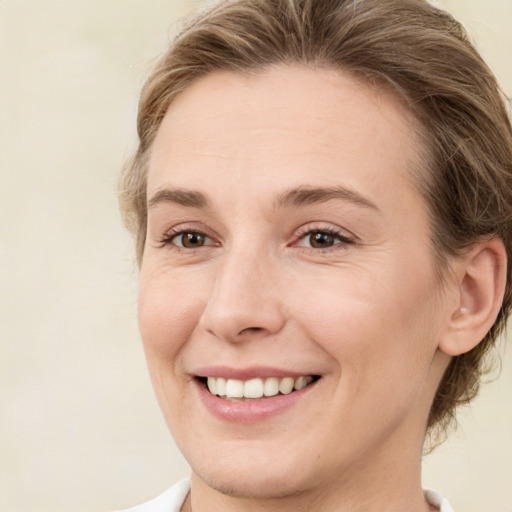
left=167, top=231, right=213, bottom=249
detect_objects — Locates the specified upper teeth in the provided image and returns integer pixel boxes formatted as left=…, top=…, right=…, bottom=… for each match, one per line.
left=206, top=376, right=314, bottom=399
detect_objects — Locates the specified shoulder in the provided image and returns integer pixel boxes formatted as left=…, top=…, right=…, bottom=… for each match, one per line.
left=424, top=489, right=455, bottom=512
left=114, top=478, right=190, bottom=512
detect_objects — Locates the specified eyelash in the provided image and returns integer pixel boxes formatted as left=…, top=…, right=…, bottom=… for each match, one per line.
left=293, top=226, right=355, bottom=251
left=157, top=228, right=216, bottom=251
left=157, top=226, right=355, bottom=252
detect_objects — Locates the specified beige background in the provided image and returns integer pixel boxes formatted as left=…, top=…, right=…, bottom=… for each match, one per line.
left=1, top=1, right=511, bottom=511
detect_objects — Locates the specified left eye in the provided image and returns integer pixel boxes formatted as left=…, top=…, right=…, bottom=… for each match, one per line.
left=298, top=230, right=349, bottom=249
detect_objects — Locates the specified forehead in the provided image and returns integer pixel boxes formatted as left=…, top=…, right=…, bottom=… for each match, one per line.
left=148, top=65, right=425, bottom=203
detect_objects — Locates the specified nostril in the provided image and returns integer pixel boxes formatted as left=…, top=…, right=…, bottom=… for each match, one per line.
left=238, top=326, right=263, bottom=335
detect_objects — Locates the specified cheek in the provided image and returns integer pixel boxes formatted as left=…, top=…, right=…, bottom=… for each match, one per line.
left=138, top=270, right=205, bottom=369
left=137, top=271, right=210, bottom=426
left=288, top=264, right=440, bottom=388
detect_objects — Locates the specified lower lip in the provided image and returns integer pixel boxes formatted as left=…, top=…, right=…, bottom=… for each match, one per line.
left=194, top=379, right=318, bottom=423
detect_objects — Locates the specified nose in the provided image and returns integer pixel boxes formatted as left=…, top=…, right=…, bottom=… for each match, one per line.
left=198, top=246, right=286, bottom=343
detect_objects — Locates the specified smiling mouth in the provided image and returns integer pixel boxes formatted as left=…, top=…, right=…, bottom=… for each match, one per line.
left=198, top=375, right=321, bottom=401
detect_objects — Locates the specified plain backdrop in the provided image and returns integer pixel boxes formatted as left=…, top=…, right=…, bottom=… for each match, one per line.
left=1, top=1, right=511, bottom=511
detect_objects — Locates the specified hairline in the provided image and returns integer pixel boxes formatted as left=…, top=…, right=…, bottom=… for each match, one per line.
left=135, top=62, right=452, bottom=276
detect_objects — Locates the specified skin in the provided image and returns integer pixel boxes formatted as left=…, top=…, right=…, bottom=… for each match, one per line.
left=138, top=65, right=458, bottom=512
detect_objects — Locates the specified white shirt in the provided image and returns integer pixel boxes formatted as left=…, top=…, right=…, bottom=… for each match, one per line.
left=118, top=479, right=455, bottom=512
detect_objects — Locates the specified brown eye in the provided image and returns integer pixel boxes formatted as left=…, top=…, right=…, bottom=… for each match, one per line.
left=308, top=231, right=337, bottom=248
left=175, top=232, right=208, bottom=248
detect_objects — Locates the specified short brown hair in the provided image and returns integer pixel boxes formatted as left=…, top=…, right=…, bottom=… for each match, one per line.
left=119, top=0, right=512, bottom=444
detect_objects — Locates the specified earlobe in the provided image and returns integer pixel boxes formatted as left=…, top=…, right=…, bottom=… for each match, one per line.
left=439, top=237, right=507, bottom=357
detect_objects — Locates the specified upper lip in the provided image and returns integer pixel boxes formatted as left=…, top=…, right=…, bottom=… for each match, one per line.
left=193, top=366, right=320, bottom=380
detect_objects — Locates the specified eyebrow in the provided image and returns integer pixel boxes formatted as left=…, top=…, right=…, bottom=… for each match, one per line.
left=147, top=185, right=379, bottom=212
left=274, top=186, right=379, bottom=211
left=148, top=188, right=209, bottom=209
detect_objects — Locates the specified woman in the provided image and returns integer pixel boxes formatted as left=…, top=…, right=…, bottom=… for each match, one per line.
left=118, top=0, right=512, bottom=511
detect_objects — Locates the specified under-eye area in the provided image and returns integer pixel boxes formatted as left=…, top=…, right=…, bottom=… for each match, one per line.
left=197, top=375, right=321, bottom=400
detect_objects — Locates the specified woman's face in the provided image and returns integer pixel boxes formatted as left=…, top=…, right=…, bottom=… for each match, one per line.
left=139, top=66, right=452, bottom=498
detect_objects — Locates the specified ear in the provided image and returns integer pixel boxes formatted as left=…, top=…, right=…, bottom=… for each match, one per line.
left=439, top=237, right=507, bottom=356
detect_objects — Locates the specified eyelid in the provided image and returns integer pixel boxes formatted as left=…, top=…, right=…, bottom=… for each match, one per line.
left=294, top=222, right=355, bottom=239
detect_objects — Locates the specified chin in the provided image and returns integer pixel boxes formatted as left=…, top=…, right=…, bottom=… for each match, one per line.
left=193, top=465, right=311, bottom=500
left=180, top=437, right=318, bottom=500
